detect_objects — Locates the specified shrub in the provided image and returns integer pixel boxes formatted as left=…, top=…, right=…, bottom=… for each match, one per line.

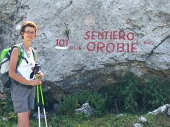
left=0, top=92, right=16, bottom=120
left=76, top=90, right=91, bottom=105
left=99, top=72, right=170, bottom=113
left=142, top=76, right=170, bottom=110
left=58, top=90, right=107, bottom=117
left=58, top=94, right=79, bottom=116
left=88, top=91, right=107, bottom=116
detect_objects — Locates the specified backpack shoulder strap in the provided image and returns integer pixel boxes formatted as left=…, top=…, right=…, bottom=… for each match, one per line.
left=31, top=47, right=37, bottom=62
left=11, top=45, right=28, bottom=66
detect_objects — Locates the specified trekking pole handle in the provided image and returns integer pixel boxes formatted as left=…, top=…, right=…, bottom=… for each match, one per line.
left=34, top=63, right=40, bottom=74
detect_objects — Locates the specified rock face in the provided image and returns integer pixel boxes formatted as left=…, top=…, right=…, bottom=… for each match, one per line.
left=1, top=0, right=170, bottom=101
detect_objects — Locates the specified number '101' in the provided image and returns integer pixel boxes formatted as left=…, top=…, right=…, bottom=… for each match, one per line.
left=56, top=39, right=69, bottom=47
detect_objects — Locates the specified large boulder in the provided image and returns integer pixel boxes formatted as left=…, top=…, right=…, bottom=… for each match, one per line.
left=0, top=0, right=170, bottom=101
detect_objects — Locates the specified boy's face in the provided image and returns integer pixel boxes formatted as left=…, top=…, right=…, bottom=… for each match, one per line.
left=23, top=26, right=36, bottom=41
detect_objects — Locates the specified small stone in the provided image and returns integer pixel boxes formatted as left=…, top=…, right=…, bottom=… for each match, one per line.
left=139, top=116, right=147, bottom=123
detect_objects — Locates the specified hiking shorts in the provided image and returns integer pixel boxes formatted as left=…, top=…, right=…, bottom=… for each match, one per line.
left=10, top=83, right=35, bottom=113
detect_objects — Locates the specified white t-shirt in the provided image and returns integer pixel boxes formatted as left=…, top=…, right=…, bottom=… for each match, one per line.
left=17, top=48, right=35, bottom=80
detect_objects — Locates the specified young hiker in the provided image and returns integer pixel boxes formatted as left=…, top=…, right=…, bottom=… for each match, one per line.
left=9, top=21, right=43, bottom=127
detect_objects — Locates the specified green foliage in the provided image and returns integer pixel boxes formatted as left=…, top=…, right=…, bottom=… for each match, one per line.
left=115, top=72, right=140, bottom=113
left=0, top=118, right=17, bottom=127
left=99, top=72, right=170, bottom=114
left=58, top=94, right=79, bottom=116
left=99, top=72, right=141, bottom=113
left=143, top=76, right=170, bottom=110
left=75, top=112, right=91, bottom=121
left=88, top=91, right=107, bottom=116
left=76, top=90, right=107, bottom=111
left=1, top=112, right=170, bottom=127
left=76, top=90, right=91, bottom=105
left=1, top=71, right=170, bottom=126
left=64, top=27, right=69, bottom=39
left=0, top=92, right=16, bottom=120
left=76, top=90, right=107, bottom=116
left=58, top=90, right=107, bottom=117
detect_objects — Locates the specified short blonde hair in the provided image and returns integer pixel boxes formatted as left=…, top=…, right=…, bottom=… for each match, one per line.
left=20, top=21, right=38, bottom=38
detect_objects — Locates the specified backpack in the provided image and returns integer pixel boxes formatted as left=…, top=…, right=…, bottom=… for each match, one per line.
left=0, top=44, right=36, bottom=88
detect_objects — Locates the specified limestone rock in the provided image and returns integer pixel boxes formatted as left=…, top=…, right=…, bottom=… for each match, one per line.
left=148, top=104, right=169, bottom=115
left=75, top=103, right=94, bottom=116
left=139, top=116, right=147, bottom=123
left=133, top=123, right=143, bottom=127
left=1, top=0, right=170, bottom=100
left=167, top=107, right=170, bottom=116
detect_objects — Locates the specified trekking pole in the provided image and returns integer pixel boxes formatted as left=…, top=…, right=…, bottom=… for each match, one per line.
left=35, top=64, right=41, bottom=127
left=35, top=63, right=48, bottom=127
left=40, top=81, right=48, bottom=127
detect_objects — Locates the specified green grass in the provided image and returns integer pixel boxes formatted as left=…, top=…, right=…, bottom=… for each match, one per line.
left=1, top=112, right=170, bottom=127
